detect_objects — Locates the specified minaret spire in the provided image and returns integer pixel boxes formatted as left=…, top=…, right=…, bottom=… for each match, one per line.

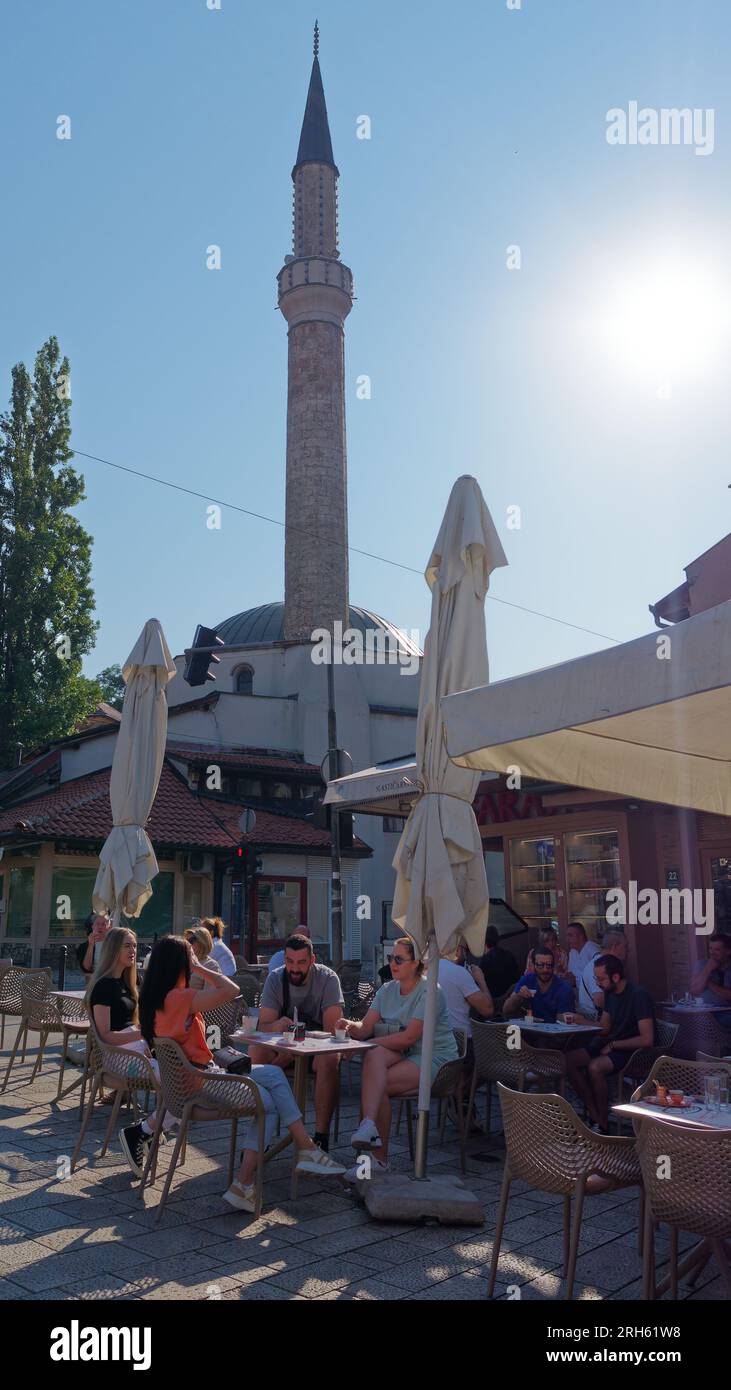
left=278, top=30, right=354, bottom=642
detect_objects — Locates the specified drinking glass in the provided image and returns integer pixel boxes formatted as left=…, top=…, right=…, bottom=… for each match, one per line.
left=704, top=1075, right=722, bottom=1111
left=718, top=1078, right=730, bottom=1112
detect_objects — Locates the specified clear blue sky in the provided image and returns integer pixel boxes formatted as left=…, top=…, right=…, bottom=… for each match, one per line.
left=2, top=0, right=730, bottom=681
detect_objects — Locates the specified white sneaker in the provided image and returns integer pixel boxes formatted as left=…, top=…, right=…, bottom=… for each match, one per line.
left=295, top=1146, right=347, bottom=1178
left=343, top=1157, right=390, bottom=1184
left=350, top=1117, right=382, bottom=1151
left=222, top=1181, right=257, bottom=1213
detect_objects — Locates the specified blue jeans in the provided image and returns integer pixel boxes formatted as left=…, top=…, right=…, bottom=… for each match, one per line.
left=239, top=1063, right=303, bottom=1153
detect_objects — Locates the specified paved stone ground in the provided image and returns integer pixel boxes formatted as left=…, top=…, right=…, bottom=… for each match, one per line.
left=0, top=1020, right=726, bottom=1302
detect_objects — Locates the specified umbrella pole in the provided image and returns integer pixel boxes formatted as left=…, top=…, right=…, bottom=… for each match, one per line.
left=414, top=935, right=439, bottom=1179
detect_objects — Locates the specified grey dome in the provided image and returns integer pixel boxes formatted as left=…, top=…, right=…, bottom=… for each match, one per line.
left=215, top=603, right=421, bottom=657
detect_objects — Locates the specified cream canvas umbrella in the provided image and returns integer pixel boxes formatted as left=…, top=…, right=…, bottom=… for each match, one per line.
left=93, top=618, right=176, bottom=920
left=391, top=475, right=507, bottom=1176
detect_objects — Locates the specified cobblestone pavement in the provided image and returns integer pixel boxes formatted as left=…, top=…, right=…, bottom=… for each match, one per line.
left=0, top=1021, right=725, bottom=1302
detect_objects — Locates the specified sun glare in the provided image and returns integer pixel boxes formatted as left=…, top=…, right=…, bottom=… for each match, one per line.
left=598, top=257, right=730, bottom=381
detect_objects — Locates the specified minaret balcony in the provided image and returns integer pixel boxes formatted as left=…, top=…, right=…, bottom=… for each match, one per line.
left=277, top=256, right=354, bottom=327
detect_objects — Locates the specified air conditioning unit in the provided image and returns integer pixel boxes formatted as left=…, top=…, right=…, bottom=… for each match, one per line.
left=181, top=851, right=214, bottom=875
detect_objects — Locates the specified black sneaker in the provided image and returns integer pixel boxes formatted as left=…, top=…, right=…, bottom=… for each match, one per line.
left=120, top=1122, right=149, bottom=1178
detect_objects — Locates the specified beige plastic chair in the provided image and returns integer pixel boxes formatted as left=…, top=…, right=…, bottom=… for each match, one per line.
left=636, top=1112, right=731, bottom=1299
left=631, top=1053, right=731, bottom=1104
left=1, top=973, right=88, bottom=1098
left=0, top=965, right=51, bottom=1051
left=662, top=1006, right=730, bottom=1059
left=395, top=1030, right=470, bottom=1173
left=71, top=1026, right=162, bottom=1172
left=466, top=1020, right=567, bottom=1135
left=141, top=1036, right=267, bottom=1223
left=487, top=1082, right=644, bottom=1301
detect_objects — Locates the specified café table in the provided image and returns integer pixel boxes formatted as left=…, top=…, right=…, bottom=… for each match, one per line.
left=228, top=1028, right=376, bottom=1192
left=660, top=1002, right=729, bottom=1014
left=613, top=1096, right=731, bottom=1296
left=508, top=1019, right=602, bottom=1050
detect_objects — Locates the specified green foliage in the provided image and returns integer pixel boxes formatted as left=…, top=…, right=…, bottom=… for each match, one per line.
left=95, top=663, right=125, bottom=711
left=0, top=337, right=99, bottom=768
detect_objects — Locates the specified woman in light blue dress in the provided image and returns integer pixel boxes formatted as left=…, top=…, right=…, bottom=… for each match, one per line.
left=341, top=936, right=457, bottom=1175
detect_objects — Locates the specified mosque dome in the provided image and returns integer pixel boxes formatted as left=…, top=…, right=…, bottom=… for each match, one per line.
left=215, top=602, right=421, bottom=657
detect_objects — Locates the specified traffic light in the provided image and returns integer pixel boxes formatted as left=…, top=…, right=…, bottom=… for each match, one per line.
left=183, top=624, right=225, bottom=687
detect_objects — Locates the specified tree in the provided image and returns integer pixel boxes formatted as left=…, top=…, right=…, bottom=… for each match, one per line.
left=95, top=663, right=125, bottom=711
left=0, top=337, right=99, bottom=769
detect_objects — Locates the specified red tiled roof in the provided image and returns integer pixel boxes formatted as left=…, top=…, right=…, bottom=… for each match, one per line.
left=208, top=800, right=370, bottom=855
left=166, top=742, right=321, bottom=775
left=0, top=763, right=238, bottom=850
left=0, top=764, right=371, bottom=856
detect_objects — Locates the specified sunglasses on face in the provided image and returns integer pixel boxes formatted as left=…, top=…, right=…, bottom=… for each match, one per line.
left=388, top=954, right=410, bottom=965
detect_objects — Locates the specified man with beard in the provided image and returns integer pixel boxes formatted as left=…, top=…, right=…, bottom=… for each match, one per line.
left=566, top=954, right=655, bottom=1134
left=252, top=933, right=343, bottom=1151
left=503, top=948, right=574, bottom=1024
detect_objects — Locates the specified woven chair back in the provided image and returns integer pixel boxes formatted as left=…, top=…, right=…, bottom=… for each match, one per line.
left=637, top=1114, right=731, bottom=1238
left=471, top=1020, right=529, bottom=1086
left=633, top=1054, right=731, bottom=1102
left=0, top=966, right=51, bottom=1013
left=498, top=1082, right=640, bottom=1194
left=20, top=973, right=61, bottom=1029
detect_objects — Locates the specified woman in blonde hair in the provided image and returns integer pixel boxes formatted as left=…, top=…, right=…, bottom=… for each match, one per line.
left=339, top=936, right=457, bottom=1177
left=86, top=926, right=176, bottom=1179
left=185, top=924, right=222, bottom=990
left=202, top=917, right=237, bottom=977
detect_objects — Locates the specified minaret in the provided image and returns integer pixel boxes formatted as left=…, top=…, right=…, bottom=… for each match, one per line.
left=278, top=23, right=354, bottom=641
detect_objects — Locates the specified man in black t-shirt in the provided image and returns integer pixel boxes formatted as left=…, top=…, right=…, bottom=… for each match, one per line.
left=566, top=953, right=655, bottom=1134
left=468, top=926, right=520, bottom=1001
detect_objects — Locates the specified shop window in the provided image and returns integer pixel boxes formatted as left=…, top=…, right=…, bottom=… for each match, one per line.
left=50, top=867, right=97, bottom=939
left=564, top=829, right=621, bottom=938
left=256, top=879, right=303, bottom=942
left=269, top=783, right=293, bottom=800
left=382, top=816, right=402, bottom=833
left=123, top=871, right=174, bottom=939
left=234, top=665, right=254, bottom=695
left=236, top=777, right=262, bottom=797
left=6, top=867, right=35, bottom=938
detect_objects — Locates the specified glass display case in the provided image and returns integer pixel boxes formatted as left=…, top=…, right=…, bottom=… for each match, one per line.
left=508, top=836, right=559, bottom=931
left=564, top=828, right=621, bottom=929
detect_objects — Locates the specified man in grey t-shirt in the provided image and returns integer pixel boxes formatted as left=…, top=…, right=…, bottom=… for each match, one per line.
left=251, top=933, right=344, bottom=1151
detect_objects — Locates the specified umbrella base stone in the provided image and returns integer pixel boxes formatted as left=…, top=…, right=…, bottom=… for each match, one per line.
left=361, top=1172, right=484, bottom=1226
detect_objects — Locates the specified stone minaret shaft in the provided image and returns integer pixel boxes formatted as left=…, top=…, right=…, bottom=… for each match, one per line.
left=278, top=35, right=353, bottom=641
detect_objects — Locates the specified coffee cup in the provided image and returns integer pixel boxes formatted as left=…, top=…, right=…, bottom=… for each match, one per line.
left=237, top=1015, right=256, bottom=1037
left=669, top=1089, right=684, bottom=1106
left=335, top=1021, right=349, bottom=1041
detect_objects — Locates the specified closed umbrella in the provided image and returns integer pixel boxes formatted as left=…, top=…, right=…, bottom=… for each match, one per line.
left=93, top=618, right=176, bottom=920
left=391, top=476, right=507, bottom=1176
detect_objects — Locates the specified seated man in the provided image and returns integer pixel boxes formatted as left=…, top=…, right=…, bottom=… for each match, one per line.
left=267, top=924, right=311, bottom=974
left=577, top=930, right=628, bottom=1018
left=690, top=932, right=731, bottom=1029
left=251, top=933, right=343, bottom=1152
left=566, top=954, right=656, bottom=1134
left=503, top=948, right=574, bottom=1024
left=468, top=925, right=520, bottom=1000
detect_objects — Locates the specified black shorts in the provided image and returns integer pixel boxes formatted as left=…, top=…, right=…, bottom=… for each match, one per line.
left=586, top=1039, right=625, bottom=1073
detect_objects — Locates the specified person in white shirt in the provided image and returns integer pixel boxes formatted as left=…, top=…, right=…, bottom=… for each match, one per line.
left=267, top=924, right=311, bottom=973
left=437, top=943, right=494, bottom=1040
left=564, top=922, right=600, bottom=1008
left=201, top=917, right=238, bottom=978
left=577, top=931, right=628, bottom=1017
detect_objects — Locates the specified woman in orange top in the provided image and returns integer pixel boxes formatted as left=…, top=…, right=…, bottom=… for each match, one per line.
left=139, top=936, right=345, bottom=1212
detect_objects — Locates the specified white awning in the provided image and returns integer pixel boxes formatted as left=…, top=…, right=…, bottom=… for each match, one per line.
left=323, top=757, right=498, bottom=817
left=441, top=599, right=731, bottom=816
